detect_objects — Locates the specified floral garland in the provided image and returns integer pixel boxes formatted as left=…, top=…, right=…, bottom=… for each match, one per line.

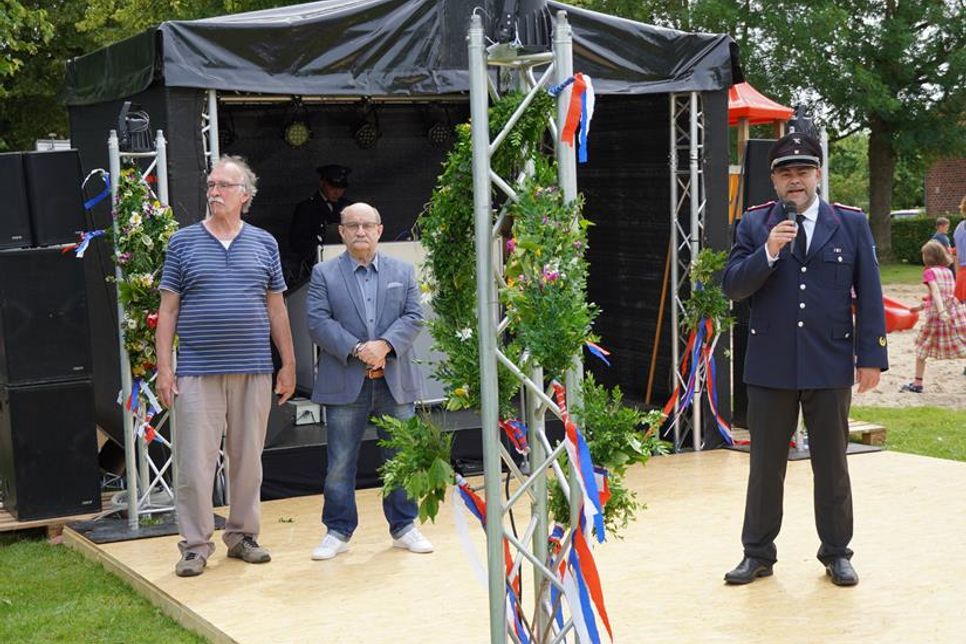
left=110, top=166, right=179, bottom=380
left=418, top=91, right=556, bottom=415
left=503, top=168, right=596, bottom=379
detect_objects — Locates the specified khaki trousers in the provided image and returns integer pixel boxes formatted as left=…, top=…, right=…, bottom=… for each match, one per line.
left=174, top=374, right=271, bottom=558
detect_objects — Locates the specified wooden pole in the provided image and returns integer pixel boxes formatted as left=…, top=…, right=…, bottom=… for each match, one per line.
left=646, top=240, right=672, bottom=405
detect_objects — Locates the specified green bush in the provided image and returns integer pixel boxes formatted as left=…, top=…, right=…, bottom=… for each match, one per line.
left=890, top=215, right=963, bottom=264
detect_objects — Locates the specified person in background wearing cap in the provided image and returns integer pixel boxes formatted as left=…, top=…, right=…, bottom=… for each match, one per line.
left=287, top=164, right=352, bottom=287
left=721, top=131, right=888, bottom=587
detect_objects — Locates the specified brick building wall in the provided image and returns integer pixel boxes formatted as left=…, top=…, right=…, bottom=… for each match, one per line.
left=926, top=157, right=966, bottom=214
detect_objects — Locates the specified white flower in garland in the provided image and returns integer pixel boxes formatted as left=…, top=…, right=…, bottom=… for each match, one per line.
left=128, top=211, right=143, bottom=230
left=456, top=327, right=473, bottom=341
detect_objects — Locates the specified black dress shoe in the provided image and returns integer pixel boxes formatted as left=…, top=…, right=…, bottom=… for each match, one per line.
left=724, top=557, right=773, bottom=585
left=825, top=557, right=859, bottom=586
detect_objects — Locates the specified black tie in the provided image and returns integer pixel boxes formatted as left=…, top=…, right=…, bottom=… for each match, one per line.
left=795, top=213, right=808, bottom=258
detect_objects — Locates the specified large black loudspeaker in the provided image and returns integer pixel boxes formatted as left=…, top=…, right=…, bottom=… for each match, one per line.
left=742, top=139, right=778, bottom=210
left=22, top=150, right=86, bottom=247
left=0, top=380, right=100, bottom=520
left=0, top=248, right=92, bottom=385
left=0, top=153, right=33, bottom=249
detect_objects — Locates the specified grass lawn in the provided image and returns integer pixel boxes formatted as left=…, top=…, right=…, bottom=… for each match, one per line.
left=878, top=261, right=924, bottom=285
left=0, top=530, right=203, bottom=643
left=850, top=406, right=966, bottom=463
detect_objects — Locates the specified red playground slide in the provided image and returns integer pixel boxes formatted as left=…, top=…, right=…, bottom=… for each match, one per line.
left=883, top=296, right=918, bottom=333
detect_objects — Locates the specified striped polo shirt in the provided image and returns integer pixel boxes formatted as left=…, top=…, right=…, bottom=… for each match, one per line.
left=159, top=221, right=286, bottom=376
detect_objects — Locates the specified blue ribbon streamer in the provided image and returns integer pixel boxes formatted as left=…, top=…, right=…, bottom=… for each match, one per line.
left=578, top=88, right=589, bottom=163
left=547, top=76, right=575, bottom=97
left=83, top=173, right=111, bottom=211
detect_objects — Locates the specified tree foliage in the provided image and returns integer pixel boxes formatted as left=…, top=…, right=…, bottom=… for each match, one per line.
left=0, top=0, right=288, bottom=151
left=577, top=0, right=966, bottom=255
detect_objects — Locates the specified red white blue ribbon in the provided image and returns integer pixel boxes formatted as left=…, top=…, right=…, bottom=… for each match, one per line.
left=453, top=475, right=529, bottom=642
left=584, top=341, right=611, bottom=366
left=499, top=418, right=530, bottom=455
left=550, top=73, right=596, bottom=163
left=552, top=382, right=606, bottom=543
left=661, top=314, right=738, bottom=447
left=62, top=229, right=106, bottom=258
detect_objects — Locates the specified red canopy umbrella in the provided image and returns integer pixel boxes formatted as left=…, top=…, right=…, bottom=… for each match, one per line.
left=728, top=81, right=793, bottom=126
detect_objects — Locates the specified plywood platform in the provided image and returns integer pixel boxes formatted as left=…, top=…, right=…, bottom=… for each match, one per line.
left=65, top=450, right=966, bottom=643
left=1, top=493, right=115, bottom=538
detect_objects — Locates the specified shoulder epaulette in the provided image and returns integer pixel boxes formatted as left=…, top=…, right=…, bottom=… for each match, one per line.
left=833, top=202, right=863, bottom=213
left=745, top=200, right=775, bottom=213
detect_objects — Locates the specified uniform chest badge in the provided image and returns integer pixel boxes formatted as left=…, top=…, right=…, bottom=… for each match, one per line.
left=878, top=336, right=887, bottom=347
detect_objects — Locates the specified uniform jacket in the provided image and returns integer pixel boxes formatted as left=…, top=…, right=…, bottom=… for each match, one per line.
left=286, top=192, right=352, bottom=285
left=723, top=199, right=888, bottom=389
left=307, top=251, right=424, bottom=405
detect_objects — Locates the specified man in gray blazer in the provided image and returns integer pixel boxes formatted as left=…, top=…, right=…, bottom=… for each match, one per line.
left=306, top=202, right=433, bottom=560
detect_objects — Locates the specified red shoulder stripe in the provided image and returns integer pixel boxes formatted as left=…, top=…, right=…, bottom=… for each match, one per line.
left=833, top=202, right=863, bottom=212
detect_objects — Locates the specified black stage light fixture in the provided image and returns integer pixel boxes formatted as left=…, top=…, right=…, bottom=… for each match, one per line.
left=426, top=105, right=455, bottom=148
left=117, top=101, right=153, bottom=152
left=353, top=99, right=381, bottom=149
left=282, top=97, right=312, bottom=148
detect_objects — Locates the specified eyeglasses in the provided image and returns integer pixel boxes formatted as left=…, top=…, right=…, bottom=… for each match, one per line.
left=206, top=181, right=245, bottom=191
left=340, top=222, right=381, bottom=231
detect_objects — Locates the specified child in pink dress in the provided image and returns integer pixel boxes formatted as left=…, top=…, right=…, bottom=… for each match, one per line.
left=901, top=240, right=966, bottom=392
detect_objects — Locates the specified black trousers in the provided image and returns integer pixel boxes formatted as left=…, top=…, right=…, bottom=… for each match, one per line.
left=741, top=385, right=854, bottom=564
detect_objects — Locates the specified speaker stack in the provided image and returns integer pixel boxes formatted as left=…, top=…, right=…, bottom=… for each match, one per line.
left=0, top=150, right=101, bottom=521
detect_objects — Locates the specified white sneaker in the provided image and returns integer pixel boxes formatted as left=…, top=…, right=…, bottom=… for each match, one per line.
left=392, top=527, right=434, bottom=554
left=311, top=534, right=349, bottom=560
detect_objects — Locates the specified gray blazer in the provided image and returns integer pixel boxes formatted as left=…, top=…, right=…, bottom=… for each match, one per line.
left=307, top=251, right=424, bottom=405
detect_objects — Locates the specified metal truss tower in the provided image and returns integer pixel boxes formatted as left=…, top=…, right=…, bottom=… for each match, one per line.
left=468, top=11, right=590, bottom=643
left=668, top=92, right=707, bottom=452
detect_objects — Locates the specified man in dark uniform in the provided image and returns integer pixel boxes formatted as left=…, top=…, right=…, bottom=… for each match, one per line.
left=722, top=132, right=888, bottom=587
left=287, top=164, right=352, bottom=286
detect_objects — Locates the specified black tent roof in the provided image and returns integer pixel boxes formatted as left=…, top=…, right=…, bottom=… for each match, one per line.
left=65, top=0, right=741, bottom=106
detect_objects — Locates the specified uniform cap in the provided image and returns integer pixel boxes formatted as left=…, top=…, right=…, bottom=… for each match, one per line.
left=316, top=164, right=350, bottom=187
left=769, top=132, right=822, bottom=170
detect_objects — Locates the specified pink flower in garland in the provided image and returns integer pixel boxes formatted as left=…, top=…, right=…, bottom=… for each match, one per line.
left=505, top=238, right=517, bottom=254
left=541, top=264, right=561, bottom=284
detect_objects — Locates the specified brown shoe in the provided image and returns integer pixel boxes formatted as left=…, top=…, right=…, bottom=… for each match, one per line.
left=175, top=552, right=206, bottom=577
left=227, top=536, right=271, bottom=563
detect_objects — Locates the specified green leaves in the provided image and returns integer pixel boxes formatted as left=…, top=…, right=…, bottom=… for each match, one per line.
left=683, top=249, right=733, bottom=333
left=375, top=414, right=454, bottom=524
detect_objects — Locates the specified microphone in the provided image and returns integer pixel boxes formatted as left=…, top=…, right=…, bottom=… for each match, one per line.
left=783, top=200, right=798, bottom=222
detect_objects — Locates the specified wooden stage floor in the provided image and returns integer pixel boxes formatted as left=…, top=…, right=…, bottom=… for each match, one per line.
left=65, top=449, right=966, bottom=643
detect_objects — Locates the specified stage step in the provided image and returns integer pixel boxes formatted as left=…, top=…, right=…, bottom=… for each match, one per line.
left=848, top=419, right=887, bottom=446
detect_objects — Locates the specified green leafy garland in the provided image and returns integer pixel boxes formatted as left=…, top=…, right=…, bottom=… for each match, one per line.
left=683, top=249, right=733, bottom=333
left=503, top=173, right=596, bottom=379
left=418, top=90, right=558, bottom=415
left=109, top=166, right=179, bottom=379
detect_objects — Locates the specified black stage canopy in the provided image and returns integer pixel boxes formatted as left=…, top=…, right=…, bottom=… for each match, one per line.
left=66, top=0, right=740, bottom=105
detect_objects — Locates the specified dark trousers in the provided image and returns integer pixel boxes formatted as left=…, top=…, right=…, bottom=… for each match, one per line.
left=742, top=385, right=854, bottom=565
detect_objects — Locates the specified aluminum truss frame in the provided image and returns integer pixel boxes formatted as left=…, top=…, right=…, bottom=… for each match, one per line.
left=469, top=11, right=588, bottom=643
left=108, top=129, right=178, bottom=529
left=668, top=92, right=708, bottom=453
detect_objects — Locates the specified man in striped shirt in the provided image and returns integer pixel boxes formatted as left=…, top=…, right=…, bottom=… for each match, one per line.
left=156, top=155, right=296, bottom=578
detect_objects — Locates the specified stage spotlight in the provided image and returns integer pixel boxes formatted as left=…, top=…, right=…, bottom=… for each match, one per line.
left=282, top=97, right=312, bottom=148
left=117, top=101, right=153, bottom=152
left=353, top=122, right=379, bottom=149
left=427, top=122, right=454, bottom=147
left=353, top=100, right=380, bottom=149
left=283, top=119, right=312, bottom=148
